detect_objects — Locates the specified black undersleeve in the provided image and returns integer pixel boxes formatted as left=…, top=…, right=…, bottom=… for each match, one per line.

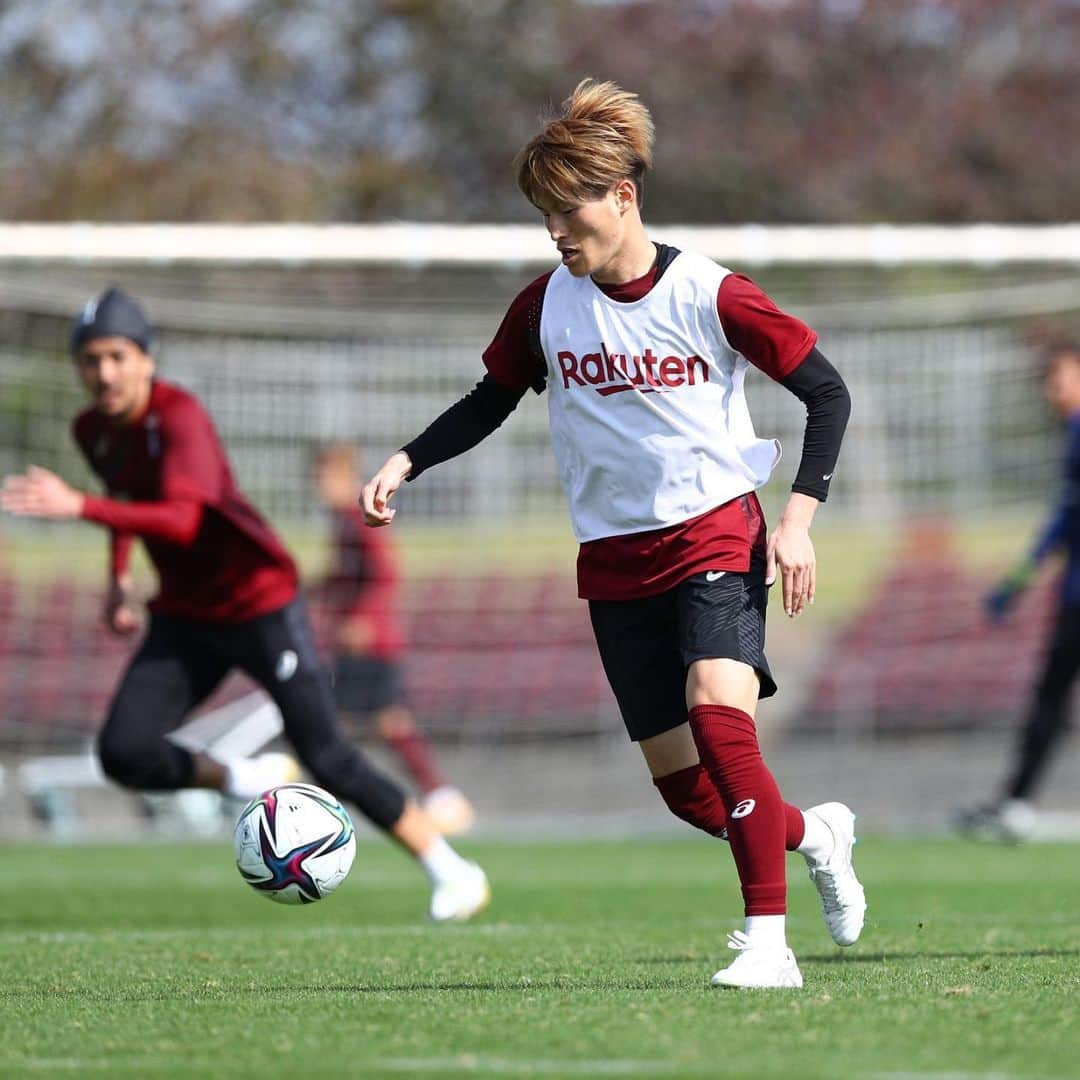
left=403, top=374, right=525, bottom=480
left=780, top=347, right=851, bottom=502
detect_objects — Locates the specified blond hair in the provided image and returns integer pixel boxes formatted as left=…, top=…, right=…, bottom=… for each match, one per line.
left=516, top=78, right=655, bottom=209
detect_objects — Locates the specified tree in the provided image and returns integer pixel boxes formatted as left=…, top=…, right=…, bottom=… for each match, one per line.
left=1, top=0, right=1077, bottom=223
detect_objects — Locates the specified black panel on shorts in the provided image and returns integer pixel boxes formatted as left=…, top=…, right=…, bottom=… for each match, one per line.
left=589, top=562, right=776, bottom=742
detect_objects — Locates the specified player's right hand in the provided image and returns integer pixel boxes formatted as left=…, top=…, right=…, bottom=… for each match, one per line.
left=361, top=451, right=412, bottom=527
left=1, top=465, right=85, bottom=520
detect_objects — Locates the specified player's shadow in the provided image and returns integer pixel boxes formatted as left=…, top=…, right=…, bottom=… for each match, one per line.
left=638, top=947, right=1080, bottom=966
left=802, top=947, right=1080, bottom=964
left=285, top=981, right=533, bottom=994
left=1, top=982, right=515, bottom=1000
left=283, top=974, right=677, bottom=994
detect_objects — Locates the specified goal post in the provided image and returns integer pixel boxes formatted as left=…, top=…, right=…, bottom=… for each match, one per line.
left=3, top=221, right=1080, bottom=266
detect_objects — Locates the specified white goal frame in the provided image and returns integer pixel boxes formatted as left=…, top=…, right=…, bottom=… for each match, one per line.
left=1, top=221, right=1079, bottom=266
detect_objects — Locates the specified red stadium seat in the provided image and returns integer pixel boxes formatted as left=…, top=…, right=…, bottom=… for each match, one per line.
left=2, top=572, right=617, bottom=750
left=802, top=556, right=1055, bottom=733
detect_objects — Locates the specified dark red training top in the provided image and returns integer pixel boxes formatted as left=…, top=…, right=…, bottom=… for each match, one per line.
left=74, top=379, right=298, bottom=621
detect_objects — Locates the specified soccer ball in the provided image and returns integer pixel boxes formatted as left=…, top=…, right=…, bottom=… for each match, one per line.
left=233, top=783, right=356, bottom=904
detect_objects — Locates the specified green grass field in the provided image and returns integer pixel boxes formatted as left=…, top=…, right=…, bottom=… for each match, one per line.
left=2, top=836, right=1077, bottom=1079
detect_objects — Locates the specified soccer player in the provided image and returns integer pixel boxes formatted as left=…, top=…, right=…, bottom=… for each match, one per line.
left=0, top=287, right=489, bottom=922
left=361, top=79, right=865, bottom=988
left=957, top=341, right=1080, bottom=842
left=313, top=442, right=476, bottom=835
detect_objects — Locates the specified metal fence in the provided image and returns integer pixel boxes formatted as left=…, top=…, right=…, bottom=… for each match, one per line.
left=2, top=245, right=1079, bottom=755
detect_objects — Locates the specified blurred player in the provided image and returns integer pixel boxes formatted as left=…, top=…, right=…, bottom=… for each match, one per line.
left=0, top=287, right=488, bottom=922
left=957, top=341, right=1080, bottom=842
left=313, top=442, right=475, bottom=835
left=362, top=79, right=865, bottom=988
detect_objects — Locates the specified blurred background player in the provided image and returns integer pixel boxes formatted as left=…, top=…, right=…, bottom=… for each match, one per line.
left=362, top=79, right=865, bottom=989
left=957, top=341, right=1080, bottom=842
left=0, top=287, right=489, bottom=921
left=313, top=442, right=475, bottom=835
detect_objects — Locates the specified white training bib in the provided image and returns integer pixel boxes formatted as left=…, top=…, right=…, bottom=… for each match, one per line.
left=540, top=250, right=782, bottom=543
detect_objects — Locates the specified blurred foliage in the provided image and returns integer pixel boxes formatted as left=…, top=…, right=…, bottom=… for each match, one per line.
left=1, top=0, right=1078, bottom=223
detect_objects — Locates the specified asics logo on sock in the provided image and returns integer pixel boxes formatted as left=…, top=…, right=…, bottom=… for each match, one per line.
left=731, top=798, right=757, bottom=819
left=275, top=650, right=298, bottom=682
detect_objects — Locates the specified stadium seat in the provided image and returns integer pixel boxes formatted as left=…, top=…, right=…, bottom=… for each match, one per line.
left=802, top=556, right=1056, bottom=733
left=3, top=572, right=615, bottom=750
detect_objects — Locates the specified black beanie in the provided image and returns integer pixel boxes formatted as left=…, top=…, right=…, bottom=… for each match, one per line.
left=70, top=287, right=154, bottom=355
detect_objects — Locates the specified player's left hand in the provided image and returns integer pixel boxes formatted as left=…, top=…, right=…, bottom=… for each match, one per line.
left=105, top=576, right=142, bottom=636
left=767, top=521, right=816, bottom=618
left=0, top=465, right=85, bottom=520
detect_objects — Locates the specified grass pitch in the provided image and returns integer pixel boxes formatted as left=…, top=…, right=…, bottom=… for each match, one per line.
left=1, top=835, right=1077, bottom=1079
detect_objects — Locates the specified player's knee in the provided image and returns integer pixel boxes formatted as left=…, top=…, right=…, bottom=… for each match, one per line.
left=688, top=704, right=760, bottom=772
left=97, top=735, right=153, bottom=788
left=653, top=764, right=728, bottom=838
left=97, top=729, right=189, bottom=790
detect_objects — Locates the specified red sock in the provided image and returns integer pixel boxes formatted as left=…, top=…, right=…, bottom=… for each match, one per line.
left=654, top=764, right=806, bottom=848
left=786, top=802, right=806, bottom=850
left=380, top=729, right=446, bottom=795
left=688, top=704, right=789, bottom=916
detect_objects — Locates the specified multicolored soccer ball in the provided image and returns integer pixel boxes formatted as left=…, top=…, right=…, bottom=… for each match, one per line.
left=233, top=783, right=356, bottom=904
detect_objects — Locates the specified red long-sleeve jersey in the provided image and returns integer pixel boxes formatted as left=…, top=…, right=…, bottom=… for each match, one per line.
left=73, top=379, right=297, bottom=621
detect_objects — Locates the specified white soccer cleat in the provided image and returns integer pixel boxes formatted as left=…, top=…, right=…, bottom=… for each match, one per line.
left=429, top=862, right=491, bottom=923
left=423, top=786, right=477, bottom=836
left=803, top=801, right=867, bottom=947
left=224, top=752, right=302, bottom=801
left=710, top=931, right=803, bottom=989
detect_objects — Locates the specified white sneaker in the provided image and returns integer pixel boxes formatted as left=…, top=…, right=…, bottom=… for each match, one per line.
left=429, top=862, right=491, bottom=923
left=710, top=931, right=803, bottom=989
left=224, top=752, right=302, bottom=800
left=803, top=802, right=867, bottom=947
left=423, top=786, right=476, bottom=836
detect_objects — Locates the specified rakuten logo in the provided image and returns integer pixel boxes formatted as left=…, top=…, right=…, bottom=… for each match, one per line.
left=557, top=345, right=709, bottom=395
